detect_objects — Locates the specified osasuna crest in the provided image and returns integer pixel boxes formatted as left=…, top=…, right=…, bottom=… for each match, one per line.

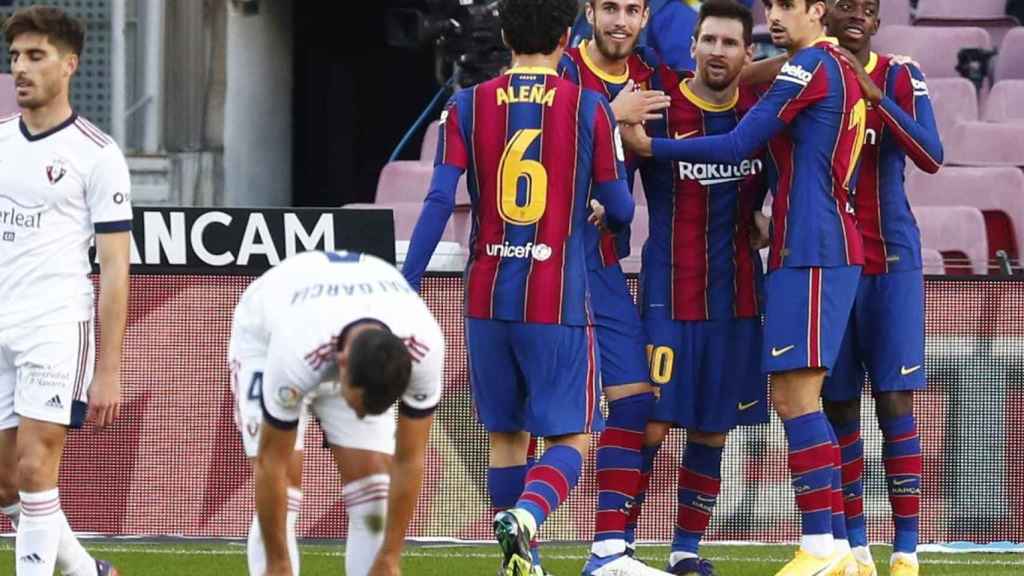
left=46, top=158, right=68, bottom=185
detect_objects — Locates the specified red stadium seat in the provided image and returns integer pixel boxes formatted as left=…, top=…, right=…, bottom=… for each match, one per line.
left=913, top=0, right=1020, bottom=45
left=0, top=74, right=17, bottom=117
left=926, top=78, right=978, bottom=145
left=873, top=25, right=992, bottom=79
left=420, top=120, right=440, bottom=164
left=983, top=81, right=1024, bottom=123
left=880, top=0, right=912, bottom=26
left=945, top=121, right=1024, bottom=167
left=375, top=160, right=470, bottom=206
left=911, top=205, right=989, bottom=275
left=921, top=247, right=946, bottom=274
left=994, top=28, right=1024, bottom=82
left=907, top=166, right=1024, bottom=270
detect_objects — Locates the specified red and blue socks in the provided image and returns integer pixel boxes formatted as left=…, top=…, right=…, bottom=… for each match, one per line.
left=881, top=415, right=922, bottom=555
left=832, top=418, right=866, bottom=548
left=825, top=423, right=850, bottom=555
left=517, top=445, right=584, bottom=528
left=784, top=412, right=836, bottom=557
left=624, top=443, right=660, bottom=548
left=591, top=393, right=655, bottom=558
left=672, top=442, right=723, bottom=559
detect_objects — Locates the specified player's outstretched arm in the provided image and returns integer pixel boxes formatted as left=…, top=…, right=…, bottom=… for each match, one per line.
left=91, top=231, right=130, bottom=428
left=401, top=165, right=462, bottom=291
left=370, top=411, right=436, bottom=576
left=255, top=420, right=299, bottom=576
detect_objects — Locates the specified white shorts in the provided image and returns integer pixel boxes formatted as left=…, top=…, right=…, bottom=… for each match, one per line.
left=0, top=321, right=94, bottom=430
left=229, top=299, right=396, bottom=457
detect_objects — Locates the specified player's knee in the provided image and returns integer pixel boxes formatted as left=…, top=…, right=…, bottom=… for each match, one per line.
left=644, top=421, right=670, bottom=446
left=16, top=451, right=57, bottom=491
left=823, top=398, right=861, bottom=426
left=874, top=391, right=914, bottom=421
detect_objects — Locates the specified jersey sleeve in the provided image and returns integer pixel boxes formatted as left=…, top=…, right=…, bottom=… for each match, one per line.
left=261, top=334, right=316, bottom=429
left=651, top=49, right=830, bottom=165
left=558, top=53, right=581, bottom=84
left=647, top=1, right=697, bottom=71
left=877, top=63, right=944, bottom=174
left=86, top=145, right=133, bottom=234
left=592, top=98, right=628, bottom=185
left=399, top=325, right=445, bottom=419
left=434, top=97, right=470, bottom=170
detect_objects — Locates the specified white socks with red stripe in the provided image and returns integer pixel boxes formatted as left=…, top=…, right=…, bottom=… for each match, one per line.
left=247, top=487, right=302, bottom=576
left=343, top=474, right=390, bottom=576
left=16, top=489, right=62, bottom=576
left=7, top=495, right=96, bottom=576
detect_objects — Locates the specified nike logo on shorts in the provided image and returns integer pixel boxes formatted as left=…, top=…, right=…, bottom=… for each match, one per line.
left=901, top=365, right=922, bottom=376
left=738, top=400, right=759, bottom=411
left=771, top=345, right=796, bottom=357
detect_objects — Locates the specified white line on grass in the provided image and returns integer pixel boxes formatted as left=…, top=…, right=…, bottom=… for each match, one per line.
left=0, top=545, right=1021, bottom=567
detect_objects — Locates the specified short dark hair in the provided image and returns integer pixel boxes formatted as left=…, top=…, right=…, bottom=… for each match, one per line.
left=695, top=0, right=754, bottom=46
left=347, top=328, right=413, bottom=416
left=2, top=6, right=85, bottom=56
left=588, top=0, right=650, bottom=7
left=498, top=0, right=578, bottom=55
left=761, top=0, right=828, bottom=21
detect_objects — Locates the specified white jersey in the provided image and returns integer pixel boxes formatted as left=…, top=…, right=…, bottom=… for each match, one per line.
left=0, top=112, right=133, bottom=329
left=242, top=251, right=444, bottom=425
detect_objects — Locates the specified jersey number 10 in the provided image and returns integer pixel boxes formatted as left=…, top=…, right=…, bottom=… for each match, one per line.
left=497, top=129, right=548, bottom=225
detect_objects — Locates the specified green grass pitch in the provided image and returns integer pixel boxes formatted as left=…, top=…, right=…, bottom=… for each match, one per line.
left=3, top=541, right=1023, bottom=575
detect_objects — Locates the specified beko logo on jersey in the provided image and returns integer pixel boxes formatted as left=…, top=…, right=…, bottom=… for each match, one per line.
left=677, top=158, right=763, bottom=185
left=779, top=63, right=813, bottom=85
left=486, top=241, right=553, bottom=261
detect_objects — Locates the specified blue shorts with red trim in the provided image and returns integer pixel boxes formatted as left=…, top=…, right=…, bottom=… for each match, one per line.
left=822, top=269, right=927, bottom=401
left=645, top=312, right=769, bottom=432
left=590, top=264, right=649, bottom=387
left=467, top=318, right=604, bottom=437
left=762, top=266, right=861, bottom=374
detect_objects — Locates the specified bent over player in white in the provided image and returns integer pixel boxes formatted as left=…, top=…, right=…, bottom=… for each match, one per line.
left=230, top=251, right=444, bottom=576
left=0, top=6, right=131, bottom=576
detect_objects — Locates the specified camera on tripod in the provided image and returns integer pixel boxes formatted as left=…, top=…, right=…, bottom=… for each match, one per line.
left=387, top=0, right=511, bottom=88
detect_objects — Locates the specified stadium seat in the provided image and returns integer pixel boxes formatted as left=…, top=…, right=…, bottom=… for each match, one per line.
left=907, top=166, right=1024, bottom=271
left=420, top=120, right=440, bottom=164
left=375, top=160, right=470, bottom=206
left=633, top=171, right=646, bottom=206
left=994, top=28, right=1024, bottom=82
left=944, top=121, right=1024, bottom=166
left=913, top=0, right=1020, bottom=45
left=982, top=80, right=1024, bottom=123
left=621, top=204, right=648, bottom=274
left=926, top=78, right=978, bottom=144
left=921, top=247, right=945, bottom=274
left=880, top=0, right=912, bottom=26
left=911, top=205, right=989, bottom=275
left=873, top=25, right=992, bottom=79
left=0, top=74, right=16, bottom=117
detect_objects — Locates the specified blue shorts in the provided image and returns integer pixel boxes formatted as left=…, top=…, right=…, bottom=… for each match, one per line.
left=763, top=266, right=861, bottom=374
left=645, top=311, right=768, bottom=432
left=822, top=269, right=927, bottom=401
left=590, top=264, right=649, bottom=387
left=467, top=318, right=604, bottom=437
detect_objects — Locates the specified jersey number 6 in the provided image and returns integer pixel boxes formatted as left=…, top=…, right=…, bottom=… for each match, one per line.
left=497, top=129, right=548, bottom=225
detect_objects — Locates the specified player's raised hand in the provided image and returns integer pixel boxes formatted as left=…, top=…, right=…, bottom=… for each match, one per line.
left=610, top=79, right=671, bottom=125
left=88, top=369, right=122, bottom=428
left=619, top=122, right=653, bottom=157
left=588, top=199, right=610, bottom=233
left=833, top=46, right=884, bottom=105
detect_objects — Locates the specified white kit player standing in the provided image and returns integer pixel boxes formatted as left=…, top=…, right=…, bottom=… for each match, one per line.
left=0, top=6, right=131, bottom=576
left=230, top=251, right=444, bottom=576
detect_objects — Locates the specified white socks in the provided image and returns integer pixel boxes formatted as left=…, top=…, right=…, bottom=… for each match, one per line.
left=668, top=551, right=699, bottom=566
left=834, top=538, right=851, bottom=556
left=343, top=474, right=390, bottom=576
left=7, top=496, right=96, bottom=576
left=800, top=533, right=835, bottom=558
left=247, top=487, right=302, bottom=576
left=853, top=545, right=874, bottom=564
left=15, top=489, right=62, bottom=576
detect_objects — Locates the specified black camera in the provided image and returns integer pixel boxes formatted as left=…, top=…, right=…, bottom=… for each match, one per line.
left=387, top=0, right=511, bottom=88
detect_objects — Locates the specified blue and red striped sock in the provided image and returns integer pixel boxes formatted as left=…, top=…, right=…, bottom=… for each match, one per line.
left=825, top=423, right=849, bottom=544
left=881, top=415, right=922, bottom=554
left=833, top=419, right=866, bottom=548
left=784, top=412, right=836, bottom=546
left=624, top=443, right=660, bottom=547
left=517, top=445, right=583, bottom=528
left=592, top=393, right=654, bottom=557
left=672, top=441, right=723, bottom=556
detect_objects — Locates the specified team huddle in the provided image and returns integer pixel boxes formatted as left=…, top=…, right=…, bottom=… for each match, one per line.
left=0, top=0, right=942, bottom=575
left=402, top=0, right=942, bottom=575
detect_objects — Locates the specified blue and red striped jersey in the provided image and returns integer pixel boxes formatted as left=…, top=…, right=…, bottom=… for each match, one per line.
left=854, top=53, right=943, bottom=275
left=651, top=37, right=867, bottom=271
left=435, top=66, right=629, bottom=325
left=558, top=42, right=664, bottom=268
left=642, top=70, right=766, bottom=320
